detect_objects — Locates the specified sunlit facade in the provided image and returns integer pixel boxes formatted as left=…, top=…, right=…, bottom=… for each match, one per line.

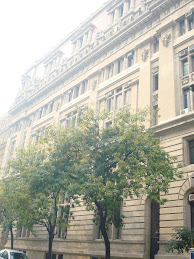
left=0, top=0, right=194, bottom=258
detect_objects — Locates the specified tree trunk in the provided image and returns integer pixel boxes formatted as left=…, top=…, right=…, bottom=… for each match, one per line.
left=95, top=200, right=111, bottom=259
left=9, top=225, right=13, bottom=249
left=47, top=225, right=54, bottom=259
left=100, top=221, right=110, bottom=259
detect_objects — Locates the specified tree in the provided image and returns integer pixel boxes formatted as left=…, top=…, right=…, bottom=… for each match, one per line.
left=166, top=228, right=194, bottom=254
left=63, top=108, right=181, bottom=259
left=0, top=182, right=17, bottom=249
left=7, top=128, right=76, bottom=259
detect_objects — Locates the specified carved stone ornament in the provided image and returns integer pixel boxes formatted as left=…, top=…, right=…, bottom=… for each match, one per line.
left=141, top=49, right=149, bottom=62
left=92, top=80, right=98, bottom=90
left=162, top=33, right=171, bottom=47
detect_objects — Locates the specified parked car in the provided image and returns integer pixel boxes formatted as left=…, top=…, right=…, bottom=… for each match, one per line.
left=0, top=249, right=29, bottom=259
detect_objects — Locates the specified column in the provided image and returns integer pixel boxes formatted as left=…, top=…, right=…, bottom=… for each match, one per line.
left=108, top=12, right=114, bottom=26
left=72, top=42, right=76, bottom=53
left=131, top=0, right=135, bottom=9
left=83, top=33, right=88, bottom=46
left=113, top=61, right=118, bottom=75
left=123, top=55, right=128, bottom=69
left=123, top=1, right=129, bottom=15
left=87, top=29, right=93, bottom=44
left=114, top=8, right=120, bottom=22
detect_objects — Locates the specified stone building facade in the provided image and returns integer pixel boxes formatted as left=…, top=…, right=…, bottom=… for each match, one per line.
left=0, top=0, right=194, bottom=258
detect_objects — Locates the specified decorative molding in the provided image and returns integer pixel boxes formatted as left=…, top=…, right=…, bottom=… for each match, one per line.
left=141, top=49, right=149, bottom=62
left=162, top=33, right=171, bottom=47
left=92, top=80, right=98, bottom=90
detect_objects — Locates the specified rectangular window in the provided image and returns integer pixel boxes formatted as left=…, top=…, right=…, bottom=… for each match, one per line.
left=191, top=55, right=194, bottom=72
left=106, top=86, right=131, bottom=112
left=79, top=36, right=83, bottom=49
left=74, top=85, right=80, bottom=98
left=189, top=140, right=194, bottom=164
left=180, top=20, right=186, bottom=36
left=182, top=59, right=189, bottom=76
left=81, top=80, right=87, bottom=94
left=117, top=58, right=124, bottom=74
left=107, top=97, right=114, bottom=112
left=153, top=74, right=159, bottom=91
left=124, top=89, right=131, bottom=106
left=119, top=4, right=124, bottom=18
left=67, top=90, right=73, bottom=103
left=153, top=38, right=159, bottom=53
left=188, top=15, right=194, bottom=31
left=127, top=51, right=134, bottom=67
left=115, top=93, right=122, bottom=109
left=183, top=88, right=190, bottom=109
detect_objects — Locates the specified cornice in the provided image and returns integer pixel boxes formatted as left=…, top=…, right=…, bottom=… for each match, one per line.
left=59, top=92, right=90, bottom=115
left=98, top=64, right=140, bottom=93
left=32, top=113, right=54, bottom=131
left=153, top=111, right=194, bottom=135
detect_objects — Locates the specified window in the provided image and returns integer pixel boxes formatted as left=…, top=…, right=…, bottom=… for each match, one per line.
left=107, top=64, right=114, bottom=79
left=153, top=74, right=159, bottom=91
left=153, top=37, right=159, bottom=53
left=74, top=85, right=80, bottom=98
left=191, top=55, right=194, bottom=72
left=48, top=101, right=54, bottom=113
left=189, top=140, right=194, bottom=164
left=81, top=80, right=88, bottom=94
left=127, top=51, right=134, bottom=67
left=182, top=59, right=189, bottom=76
left=107, top=92, right=114, bottom=112
left=115, top=87, right=122, bottom=109
left=188, top=14, right=194, bottom=31
left=61, top=111, right=78, bottom=128
left=117, top=58, right=124, bottom=74
left=179, top=19, right=185, bottom=35
left=38, top=108, right=43, bottom=119
left=66, top=90, right=73, bottom=103
left=119, top=4, right=124, bottom=18
left=106, top=85, right=131, bottom=112
left=79, top=36, right=83, bottom=49
left=183, top=88, right=190, bottom=109
left=57, top=195, right=70, bottom=239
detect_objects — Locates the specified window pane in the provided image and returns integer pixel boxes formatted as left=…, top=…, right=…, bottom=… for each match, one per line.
left=189, top=140, right=194, bottom=164
left=124, top=90, right=130, bottom=106
left=115, top=94, right=122, bottom=109
left=153, top=74, right=159, bottom=91
left=183, top=59, right=189, bottom=76
left=188, top=16, right=194, bottom=31
left=180, top=20, right=185, bottom=35
left=107, top=98, right=114, bottom=112
left=183, top=88, right=190, bottom=109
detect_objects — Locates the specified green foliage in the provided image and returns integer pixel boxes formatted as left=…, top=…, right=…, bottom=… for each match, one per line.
left=67, top=108, right=181, bottom=225
left=166, top=228, right=194, bottom=254
left=4, top=108, right=181, bottom=259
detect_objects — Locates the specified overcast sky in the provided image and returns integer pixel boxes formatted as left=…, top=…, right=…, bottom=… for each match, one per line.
left=0, top=0, right=108, bottom=117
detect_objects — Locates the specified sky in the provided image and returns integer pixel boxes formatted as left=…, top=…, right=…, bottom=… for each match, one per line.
left=0, top=0, right=108, bottom=117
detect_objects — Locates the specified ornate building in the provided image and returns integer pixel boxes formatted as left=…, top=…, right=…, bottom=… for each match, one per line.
left=0, top=0, right=194, bottom=258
